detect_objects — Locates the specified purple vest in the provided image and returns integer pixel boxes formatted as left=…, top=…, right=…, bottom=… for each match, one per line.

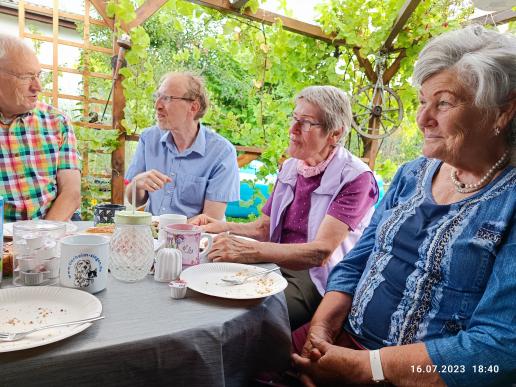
left=268, top=147, right=375, bottom=295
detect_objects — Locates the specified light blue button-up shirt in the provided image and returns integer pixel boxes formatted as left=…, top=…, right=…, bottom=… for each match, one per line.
left=126, top=124, right=240, bottom=217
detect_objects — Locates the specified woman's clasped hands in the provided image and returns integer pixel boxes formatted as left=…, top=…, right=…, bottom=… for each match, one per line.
left=292, top=331, right=371, bottom=387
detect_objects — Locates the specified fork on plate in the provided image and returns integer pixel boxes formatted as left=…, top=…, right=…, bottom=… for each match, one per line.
left=0, top=315, right=105, bottom=342
left=221, top=267, right=281, bottom=285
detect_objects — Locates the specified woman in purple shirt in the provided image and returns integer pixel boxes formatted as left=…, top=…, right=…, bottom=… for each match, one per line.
left=192, top=85, right=378, bottom=329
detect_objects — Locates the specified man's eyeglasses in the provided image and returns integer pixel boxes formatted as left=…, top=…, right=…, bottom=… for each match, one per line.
left=288, top=114, right=322, bottom=132
left=153, top=92, right=195, bottom=103
left=0, top=69, right=42, bottom=84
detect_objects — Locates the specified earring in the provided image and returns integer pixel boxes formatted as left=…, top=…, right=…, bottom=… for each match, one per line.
left=494, top=127, right=500, bottom=136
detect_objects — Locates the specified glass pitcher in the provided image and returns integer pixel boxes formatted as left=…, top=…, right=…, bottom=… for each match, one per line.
left=109, top=211, right=154, bottom=282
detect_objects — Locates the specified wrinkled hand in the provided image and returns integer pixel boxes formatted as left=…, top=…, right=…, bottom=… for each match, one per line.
left=135, top=169, right=172, bottom=193
left=189, top=214, right=228, bottom=233
left=301, top=324, right=335, bottom=361
left=207, top=234, right=257, bottom=264
left=292, top=334, right=370, bottom=386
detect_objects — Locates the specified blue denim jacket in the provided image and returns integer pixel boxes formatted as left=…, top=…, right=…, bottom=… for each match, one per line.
left=327, top=157, right=516, bottom=387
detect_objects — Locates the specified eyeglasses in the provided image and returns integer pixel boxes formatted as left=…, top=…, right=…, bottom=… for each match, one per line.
left=0, top=69, right=42, bottom=84
left=153, top=92, right=195, bottom=104
left=288, top=114, right=322, bottom=132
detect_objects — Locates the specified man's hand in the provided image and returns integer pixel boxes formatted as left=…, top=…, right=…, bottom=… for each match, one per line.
left=292, top=335, right=371, bottom=386
left=189, top=214, right=228, bottom=233
left=135, top=169, right=172, bottom=192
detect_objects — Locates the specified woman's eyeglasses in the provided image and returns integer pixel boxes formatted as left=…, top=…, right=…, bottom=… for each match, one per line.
left=153, top=92, right=195, bottom=103
left=288, top=114, right=322, bottom=132
left=0, top=69, right=42, bottom=84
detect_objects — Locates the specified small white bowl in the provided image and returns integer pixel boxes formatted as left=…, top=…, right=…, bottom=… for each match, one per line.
left=169, top=280, right=187, bottom=299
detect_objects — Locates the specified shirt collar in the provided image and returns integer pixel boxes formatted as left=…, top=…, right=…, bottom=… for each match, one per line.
left=278, top=147, right=345, bottom=193
left=0, top=110, right=32, bottom=125
left=160, top=123, right=207, bottom=156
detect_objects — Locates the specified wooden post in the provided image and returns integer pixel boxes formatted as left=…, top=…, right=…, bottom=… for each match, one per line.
left=83, top=0, right=90, bottom=122
left=18, top=0, right=25, bottom=37
left=111, top=33, right=126, bottom=204
left=52, top=0, right=59, bottom=107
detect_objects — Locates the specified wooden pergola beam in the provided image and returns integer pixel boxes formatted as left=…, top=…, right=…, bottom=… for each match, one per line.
left=185, top=0, right=342, bottom=45
left=470, top=9, right=516, bottom=25
left=127, top=0, right=170, bottom=30
left=228, top=0, right=250, bottom=10
left=90, top=0, right=114, bottom=30
left=381, top=0, right=422, bottom=52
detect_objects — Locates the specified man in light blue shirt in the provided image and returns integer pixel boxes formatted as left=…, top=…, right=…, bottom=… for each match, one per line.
left=125, top=72, right=239, bottom=218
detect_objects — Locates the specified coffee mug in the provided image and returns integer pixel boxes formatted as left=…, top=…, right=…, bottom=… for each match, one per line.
left=59, top=234, right=110, bottom=293
left=94, top=204, right=126, bottom=225
left=158, top=214, right=187, bottom=244
left=166, top=224, right=213, bottom=266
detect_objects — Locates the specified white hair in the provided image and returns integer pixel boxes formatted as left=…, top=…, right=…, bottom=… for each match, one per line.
left=0, top=33, right=34, bottom=64
left=295, top=85, right=352, bottom=140
left=413, top=25, right=516, bottom=165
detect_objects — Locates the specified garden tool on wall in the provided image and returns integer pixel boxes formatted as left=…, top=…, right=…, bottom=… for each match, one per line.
left=100, top=33, right=132, bottom=123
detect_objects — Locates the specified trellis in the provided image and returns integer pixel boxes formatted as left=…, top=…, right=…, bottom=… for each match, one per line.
left=10, top=0, right=516, bottom=204
left=15, top=0, right=115, bottom=203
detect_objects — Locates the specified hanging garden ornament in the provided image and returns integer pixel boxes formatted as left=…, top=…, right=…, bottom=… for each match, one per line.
left=351, top=54, right=403, bottom=140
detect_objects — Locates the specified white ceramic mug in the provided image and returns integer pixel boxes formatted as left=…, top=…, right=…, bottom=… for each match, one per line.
left=158, top=214, right=187, bottom=244
left=60, top=234, right=110, bottom=294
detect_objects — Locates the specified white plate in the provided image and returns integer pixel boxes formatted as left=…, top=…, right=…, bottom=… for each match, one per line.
left=180, top=263, right=287, bottom=300
left=0, top=287, right=102, bottom=352
left=3, top=222, right=78, bottom=238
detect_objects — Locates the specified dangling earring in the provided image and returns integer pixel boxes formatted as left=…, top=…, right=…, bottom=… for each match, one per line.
left=494, top=127, right=501, bottom=136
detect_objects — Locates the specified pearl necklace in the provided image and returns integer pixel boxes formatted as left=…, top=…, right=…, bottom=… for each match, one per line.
left=450, top=150, right=509, bottom=193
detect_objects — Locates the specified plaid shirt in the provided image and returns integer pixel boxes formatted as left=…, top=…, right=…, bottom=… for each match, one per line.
left=0, top=101, right=81, bottom=221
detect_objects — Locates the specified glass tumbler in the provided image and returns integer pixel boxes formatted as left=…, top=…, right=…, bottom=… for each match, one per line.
left=109, top=211, right=154, bottom=282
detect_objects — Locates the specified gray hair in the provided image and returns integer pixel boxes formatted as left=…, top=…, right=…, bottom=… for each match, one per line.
left=0, top=33, right=34, bottom=64
left=160, top=71, right=209, bottom=120
left=295, top=85, right=352, bottom=139
left=413, top=25, right=516, bottom=164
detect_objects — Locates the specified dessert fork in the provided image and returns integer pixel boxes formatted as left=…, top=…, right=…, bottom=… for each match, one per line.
left=221, top=267, right=280, bottom=285
left=0, top=315, right=104, bottom=342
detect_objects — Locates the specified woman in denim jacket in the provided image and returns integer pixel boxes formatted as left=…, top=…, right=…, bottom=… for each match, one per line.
left=293, top=25, right=516, bottom=387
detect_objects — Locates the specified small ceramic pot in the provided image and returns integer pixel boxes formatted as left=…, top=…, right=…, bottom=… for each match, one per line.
left=169, top=280, right=187, bottom=299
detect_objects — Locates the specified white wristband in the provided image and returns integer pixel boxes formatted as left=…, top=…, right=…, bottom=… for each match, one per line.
left=369, top=349, right=386, bottom=383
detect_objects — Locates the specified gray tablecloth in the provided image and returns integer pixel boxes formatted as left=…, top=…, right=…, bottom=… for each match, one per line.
left=0, top=222, right=292, bottom=386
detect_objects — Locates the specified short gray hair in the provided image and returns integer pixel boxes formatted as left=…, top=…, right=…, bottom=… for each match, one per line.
left=295, top=85, right=352, bottom=138
left=160, top=71, right=209, bottom=120
left=413, top=25, right=516, bottom=164
left=0, top=33, right=33, bottom=64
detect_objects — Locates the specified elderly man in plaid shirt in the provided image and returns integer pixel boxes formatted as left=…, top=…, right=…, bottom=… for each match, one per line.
left=0, top=34, right=81, bottom=221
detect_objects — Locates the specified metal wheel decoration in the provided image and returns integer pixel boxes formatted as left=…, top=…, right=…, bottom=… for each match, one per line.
left=351, top=56, right=403, bottom=139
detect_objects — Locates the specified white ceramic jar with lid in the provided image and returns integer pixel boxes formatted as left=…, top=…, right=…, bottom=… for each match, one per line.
left=109, top=210, right=154, bottom=282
